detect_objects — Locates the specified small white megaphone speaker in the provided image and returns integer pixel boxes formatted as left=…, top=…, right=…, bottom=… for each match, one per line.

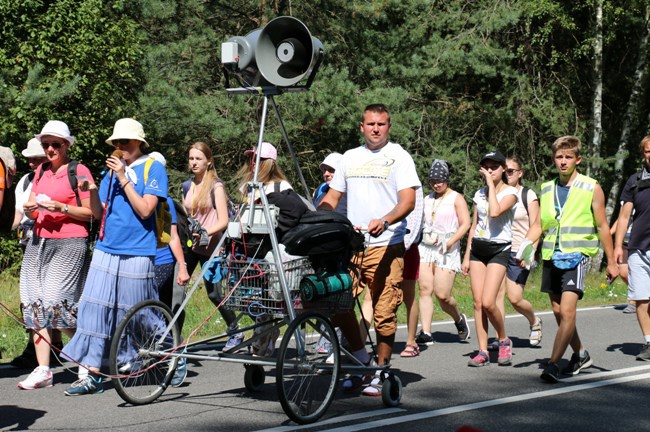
left=222, top=16, right=324, bottom=88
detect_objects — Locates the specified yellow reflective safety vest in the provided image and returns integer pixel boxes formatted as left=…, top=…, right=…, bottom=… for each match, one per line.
left=539, top=174, right=600, bottom=260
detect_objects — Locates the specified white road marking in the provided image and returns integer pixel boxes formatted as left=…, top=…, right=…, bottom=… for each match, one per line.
left=262, top=364, right=650, bottom=432
left=316, top=370, right=650, bottom=432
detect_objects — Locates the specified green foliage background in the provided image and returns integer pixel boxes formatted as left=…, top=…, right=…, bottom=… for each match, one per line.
left=2, top=0, right=650, bottom=270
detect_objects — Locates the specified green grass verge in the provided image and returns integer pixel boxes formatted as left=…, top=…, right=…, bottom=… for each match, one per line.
left=0, top=265, right=629, bottom=362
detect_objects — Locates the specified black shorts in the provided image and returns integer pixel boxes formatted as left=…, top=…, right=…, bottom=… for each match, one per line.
left=541, top=256, right=589, bottom=300
left=469, top=238, right=511, bottom=267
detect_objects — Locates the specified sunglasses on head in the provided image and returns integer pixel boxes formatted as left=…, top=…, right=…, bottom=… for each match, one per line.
left=112, top=139, right=132, bottom=146
left=41, top=141, right=64, bottom=149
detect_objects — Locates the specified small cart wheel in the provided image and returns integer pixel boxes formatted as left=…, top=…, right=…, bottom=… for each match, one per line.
left=277, top=312, right=340, bottom=424
left=244, top=364, right=265, bottom=392
left=381, top=374, right=402, bottom=407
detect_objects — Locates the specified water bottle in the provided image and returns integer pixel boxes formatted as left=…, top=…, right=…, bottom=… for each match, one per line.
left=299, top=271, right=353, bottom=302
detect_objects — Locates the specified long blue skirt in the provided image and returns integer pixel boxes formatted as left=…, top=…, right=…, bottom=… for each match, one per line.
left=62, top=250, right=156, bottom=369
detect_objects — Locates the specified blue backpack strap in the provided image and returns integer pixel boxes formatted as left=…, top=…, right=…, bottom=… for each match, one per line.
left=182, top=179, right=192, bottom=199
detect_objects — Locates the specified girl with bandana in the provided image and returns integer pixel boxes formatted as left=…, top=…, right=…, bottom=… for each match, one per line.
left=416, top=159, right=471, bottom=346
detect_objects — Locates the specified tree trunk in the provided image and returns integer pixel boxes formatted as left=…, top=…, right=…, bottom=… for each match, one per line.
left=587, top=0, right=603, bottom=178
left=588, top=0, right=604, bottom=271
left=605, top=6, right=650, bottom=223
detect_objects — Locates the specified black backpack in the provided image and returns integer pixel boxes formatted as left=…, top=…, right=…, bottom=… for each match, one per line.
left=282, top=210, right=364, bottom=257
left=0, top=158, right=16, bottom=234
left=266, top=186, right=309, bottom=241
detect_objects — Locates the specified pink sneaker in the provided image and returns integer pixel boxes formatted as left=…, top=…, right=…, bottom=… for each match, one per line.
left=18, top=367, right=53, bottom=390
left=467, top=351, right=490, bottom=367
left=498, top=338, right=512, bottom=365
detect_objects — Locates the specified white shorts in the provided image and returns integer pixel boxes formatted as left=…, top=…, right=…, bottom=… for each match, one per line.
left=418, top=242, right=461, bottom=273
left=628, top=250, right=650, bottom=300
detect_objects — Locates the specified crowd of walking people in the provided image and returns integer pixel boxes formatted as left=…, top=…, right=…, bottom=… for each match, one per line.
left=1, top=105, right=649, bottom=398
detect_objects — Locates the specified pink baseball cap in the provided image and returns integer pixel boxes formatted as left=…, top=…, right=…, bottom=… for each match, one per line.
left=244, top=142, right=277, bottom=161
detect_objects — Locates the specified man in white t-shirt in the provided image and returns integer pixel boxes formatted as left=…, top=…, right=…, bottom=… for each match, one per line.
left=319, top=103, right=421, bottom=396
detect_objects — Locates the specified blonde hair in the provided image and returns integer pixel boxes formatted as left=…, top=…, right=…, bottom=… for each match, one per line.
left=236, top=156, right=288, bottom=199
left=639, top=136, right=650, bottom=155
left=551, top=136, right=581, bottom=157
left=189, top=141, right=219, bottom=213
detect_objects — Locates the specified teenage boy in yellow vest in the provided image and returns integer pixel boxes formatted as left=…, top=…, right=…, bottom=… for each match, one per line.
left=529, top=136, right=618, bottom=383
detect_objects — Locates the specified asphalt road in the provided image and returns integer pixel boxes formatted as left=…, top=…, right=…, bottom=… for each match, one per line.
left=2, top=303, right=649, bottom=432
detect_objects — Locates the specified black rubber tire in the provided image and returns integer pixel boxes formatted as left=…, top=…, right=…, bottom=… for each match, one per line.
left=109, top=300, right=181, bottom=405
left=381, top=374, right=403, bottom=407
left=276, top=312, right=340, bottom=424
left=244, top=364, right=265, bottom=392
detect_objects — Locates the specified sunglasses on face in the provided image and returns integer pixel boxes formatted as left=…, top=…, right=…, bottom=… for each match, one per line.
left=112, top=139, right=132, bottom=146
left=505, top=168, right=521, bottom=175
left=481, top=163, right=501, bottom=171
left=41, top=141, right=65, bottom=149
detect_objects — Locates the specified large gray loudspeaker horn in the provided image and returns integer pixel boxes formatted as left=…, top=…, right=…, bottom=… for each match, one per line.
left=224, top=16, right=323, bottom=87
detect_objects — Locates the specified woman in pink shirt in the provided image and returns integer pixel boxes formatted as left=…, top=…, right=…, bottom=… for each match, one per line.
left=18, top=121, right=96, bottom=390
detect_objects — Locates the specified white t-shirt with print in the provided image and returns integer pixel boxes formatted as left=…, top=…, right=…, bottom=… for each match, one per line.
left=472, top=185, right=517, bottom=243
left=330, top=142, right=421, bottom=246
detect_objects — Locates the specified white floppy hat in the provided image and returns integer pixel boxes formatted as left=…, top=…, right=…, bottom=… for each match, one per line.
left=106, top=118, right=149, bottom=147
left=0, top=146, right=16, bottom=173
left=35, top=120, right=75, bottom=145
left=22, top=138, right=46, bottom=158
left=320, top=152, right=342, bottom=172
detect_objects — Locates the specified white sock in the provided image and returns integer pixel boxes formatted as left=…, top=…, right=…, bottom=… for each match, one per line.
left=78, top=367, right=89, bottom=380
left=37, top=365, right=50, bottom=372
left=644, top=335, right=650, bottom=344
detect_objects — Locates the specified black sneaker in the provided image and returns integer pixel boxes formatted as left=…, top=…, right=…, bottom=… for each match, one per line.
left=541, top=362, right=560, bottom=383
left=415, top=330, right=434, bottom=346
left=455, top=313, right=471, bottom=343
left=636, top=343, right=650, bottom=361
left=562, top=350, right=593, bottom=376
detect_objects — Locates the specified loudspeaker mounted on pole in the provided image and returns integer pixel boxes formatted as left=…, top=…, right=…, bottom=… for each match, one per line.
left=221, top=16, right=324, bottom=89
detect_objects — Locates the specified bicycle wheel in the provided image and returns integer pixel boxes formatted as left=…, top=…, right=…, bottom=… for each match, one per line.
left=109, top=300, right=181, bottom=405
left=276, top=312, right=340, bottom=424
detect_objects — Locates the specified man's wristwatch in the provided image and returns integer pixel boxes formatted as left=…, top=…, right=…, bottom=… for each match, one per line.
left=63, top=204, right=69, bottom=214
left=381, top=218, right=390, bottom=231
